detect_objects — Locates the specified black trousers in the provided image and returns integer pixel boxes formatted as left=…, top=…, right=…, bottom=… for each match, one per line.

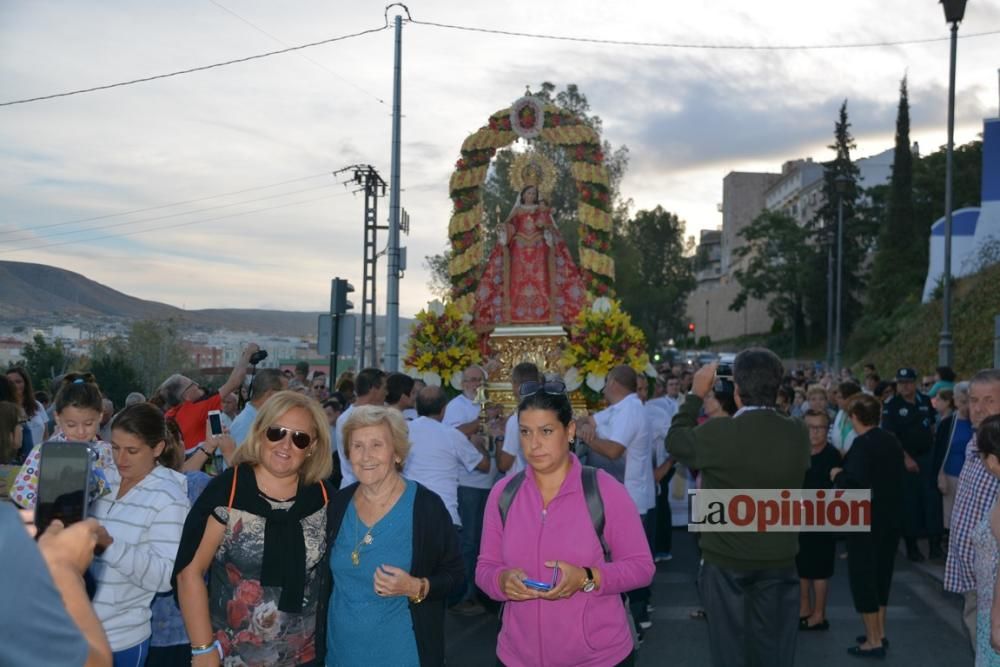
left=847, top=528, right=900, bottom=613
left=697, top=561, right=800, bottom=667
left=654, top=468, right=676, bottom=554
left=902, top=450, right=943, bottom=540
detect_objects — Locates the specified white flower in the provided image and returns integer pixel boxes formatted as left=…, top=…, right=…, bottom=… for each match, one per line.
left=645, top=363, right=657, bottom=378
left=564, top=367, right=583, bottom=392
left=449, top=371, right=464, bottom=391
left=585, top=372, right=606, bottom=392
left=591, top=297, right=612, bottom=314
left=427, top=300, right=445, bottom=316
left=249, top=600, right=280, bottom=642
left=423, top=371, right=442, bottom=387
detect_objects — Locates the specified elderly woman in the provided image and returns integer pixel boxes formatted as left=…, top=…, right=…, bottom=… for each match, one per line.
left=937, top=383, right=973, bottom=533
left=315, top=405, right=463, bottom=666
left=174, top=391, right=332, bottom=667
left=158, top=343, right=258, bottom=458
left=831, top=394, right=905, bottom=659
left=477, top=385, right=654, bottom=667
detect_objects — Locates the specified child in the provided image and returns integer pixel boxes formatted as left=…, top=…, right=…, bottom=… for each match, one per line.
left=11, top=373, right=114, bottom=509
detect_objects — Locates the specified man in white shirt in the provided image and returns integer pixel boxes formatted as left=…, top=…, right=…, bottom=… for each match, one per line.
left=830, top=380, right=860, bottom=455
left=647, top=375, right=679, bottom=561
left=496, top=362, right=543, bottom=477
left=335, top=368, right=387, bottom=489
left=443, top=364, right=495, bottom=616
left=578, top=365, right=655, bottom=629
left=404, top=386, right=489, bottom=526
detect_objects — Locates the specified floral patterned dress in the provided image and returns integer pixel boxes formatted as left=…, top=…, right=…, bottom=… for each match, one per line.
left=10, top=433, right=113, bottom=509
left=972, top=504, right=1000, bottom=667
left=208, top=496, right=327, bottom=667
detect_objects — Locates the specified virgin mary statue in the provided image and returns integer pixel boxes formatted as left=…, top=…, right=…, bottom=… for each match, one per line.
left=473, top=154, right=587, bottom=331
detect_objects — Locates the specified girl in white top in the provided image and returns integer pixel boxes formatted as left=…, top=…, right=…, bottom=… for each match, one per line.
left=90, top=403, right=189, bottom=664
left=6, top=366, right=48, bottom=446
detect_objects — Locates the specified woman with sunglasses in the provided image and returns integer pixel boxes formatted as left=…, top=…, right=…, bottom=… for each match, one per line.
left=477, top=383, right=655, bottom=667
left=314, top=405, right=464, bottom=666
left=174, top=391, right=332, bottom=667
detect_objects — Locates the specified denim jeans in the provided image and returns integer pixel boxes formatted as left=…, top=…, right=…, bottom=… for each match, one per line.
left=457, top=485, right=490, bottom=603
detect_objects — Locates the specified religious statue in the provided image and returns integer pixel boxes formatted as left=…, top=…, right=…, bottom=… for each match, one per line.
left=473, top=152, right=587, bottom=331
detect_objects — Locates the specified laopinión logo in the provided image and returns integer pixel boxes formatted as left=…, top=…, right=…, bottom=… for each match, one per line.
left=688, top=489, right=872, bottom=533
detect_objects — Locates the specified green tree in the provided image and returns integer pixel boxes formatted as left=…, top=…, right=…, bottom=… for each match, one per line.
left=730, top=210, right=817, bottom=355
left=425, top=82, right=631, bottom=293
left=616, top=206, right=696, bottom=345
left=128, top=319, right=191, bottom=394
left=88, top=337, right=143, bottom=408
left=20, top=334, right=74, bottom=392
left=806, top=100, right=877, bottom=342
left=868, top=77, right=918, bottom=315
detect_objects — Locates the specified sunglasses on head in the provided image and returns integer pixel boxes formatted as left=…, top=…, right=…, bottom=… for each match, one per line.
left=519, top=380, right=566, bottom=397
left=265, top=425, right=313, bottom=449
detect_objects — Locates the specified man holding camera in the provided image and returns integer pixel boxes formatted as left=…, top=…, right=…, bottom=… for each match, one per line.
left=667, top=348, right=810, bottom=667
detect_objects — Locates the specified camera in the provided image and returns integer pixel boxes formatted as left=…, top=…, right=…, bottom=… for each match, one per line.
left=716, top=363, right=733, bottom=380
left=249, top=349, right=268, bottom=365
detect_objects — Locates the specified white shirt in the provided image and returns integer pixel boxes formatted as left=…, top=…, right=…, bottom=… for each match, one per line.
left=594, top=393, right=654, bottom=513
left=830, top=409, right=857, bottom=454
left=90, top=465, right=189, bottom=651
left=335, top=404, right=356, bottom=488
left=443, top=394, right=497, bottom=489
left=401, top=408, right=418, bottom=421
left=403, top=416, right=484, bottom=525
left=501, top=412, right=525, bottom=477
left=645, top=397, right=674, bottom=468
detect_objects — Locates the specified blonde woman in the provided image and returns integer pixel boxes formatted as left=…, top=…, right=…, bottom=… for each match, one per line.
left=174, top=391, right=332, bottom=667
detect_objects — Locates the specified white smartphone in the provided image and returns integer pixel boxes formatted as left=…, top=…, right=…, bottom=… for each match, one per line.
left=208, top=410, right=224, bottom=436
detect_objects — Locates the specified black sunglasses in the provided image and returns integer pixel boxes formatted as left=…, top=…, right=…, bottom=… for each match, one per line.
left=265, top=425, right=313, bottom=449
left=519, top=380, right=567, bottom=397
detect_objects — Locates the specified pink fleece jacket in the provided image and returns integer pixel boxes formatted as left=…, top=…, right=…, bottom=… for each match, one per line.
left=476, top=455, right=655, bottom=667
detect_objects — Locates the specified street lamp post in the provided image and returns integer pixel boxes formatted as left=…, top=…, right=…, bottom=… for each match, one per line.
left=939, top=0, right=967, bottom=367
left=834, top=173, right=849, bottom=374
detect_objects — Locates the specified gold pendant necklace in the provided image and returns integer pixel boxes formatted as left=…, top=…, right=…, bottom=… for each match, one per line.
left=351, top=515, right=374, bottom=567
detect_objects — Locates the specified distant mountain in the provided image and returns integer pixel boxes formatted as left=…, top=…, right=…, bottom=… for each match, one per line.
left=0, top=260, right=324, bottom=337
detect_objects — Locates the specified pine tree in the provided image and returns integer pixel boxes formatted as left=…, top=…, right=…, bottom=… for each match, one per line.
left=868, top=76, right=916, bottom=315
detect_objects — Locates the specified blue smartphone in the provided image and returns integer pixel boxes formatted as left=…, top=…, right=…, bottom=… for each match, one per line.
left=523, top=567, right=559, bottom=591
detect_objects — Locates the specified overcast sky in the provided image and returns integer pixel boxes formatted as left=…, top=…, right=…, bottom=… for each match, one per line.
left=1, top=1, right=998, bottom=318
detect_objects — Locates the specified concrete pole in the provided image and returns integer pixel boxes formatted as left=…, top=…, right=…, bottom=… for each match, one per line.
left=939, top=21, right=958, bottom=367
left=834, top=193, right=844, bottom=373
left=385, top=14, right=403, bottom=372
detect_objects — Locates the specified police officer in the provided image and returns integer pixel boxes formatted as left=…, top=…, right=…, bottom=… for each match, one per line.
left=881, top=367, right=942, bottom=561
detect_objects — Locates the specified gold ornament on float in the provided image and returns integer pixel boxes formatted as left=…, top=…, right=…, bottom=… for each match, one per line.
left=509, top=150, right=558, bottom=203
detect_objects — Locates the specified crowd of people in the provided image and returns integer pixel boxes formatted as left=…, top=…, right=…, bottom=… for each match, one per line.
left=2, top=344, right=1000, bottom=666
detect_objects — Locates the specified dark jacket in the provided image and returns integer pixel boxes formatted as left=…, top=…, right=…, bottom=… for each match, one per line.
left=666, top=395, right=811, bottom=570
left=833, top=427, right=904, bottom=532
left=314, top=481, right=464, bottom=666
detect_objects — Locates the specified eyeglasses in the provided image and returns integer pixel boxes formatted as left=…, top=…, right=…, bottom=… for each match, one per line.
left=519, top=380, right=566, bottom=397
left=265, top=425, right=313, bottom=449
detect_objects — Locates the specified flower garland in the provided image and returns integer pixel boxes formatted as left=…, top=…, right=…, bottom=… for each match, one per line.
left=402, top=302, right=481, bottom=388
left=560, top=298, right=653, bottom=403
left=447, top=96, right=616, bottom=313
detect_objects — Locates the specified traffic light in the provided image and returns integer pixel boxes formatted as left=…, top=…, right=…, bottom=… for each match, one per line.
left=688, top=322, right=696, bottom=334
left=331, top=278, right=355, bottom=315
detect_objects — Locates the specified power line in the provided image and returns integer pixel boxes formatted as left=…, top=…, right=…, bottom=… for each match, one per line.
left=0, top=172, right=333, bottom=236
left=0, top=190, right=347, bottom=255
left=0, top=22, right=390, bottom=108
left=2, top=183, right=342, bottom=244
left=406, top=17, right=1000, bottom=51
left=206, top=0, right=387, bottom=105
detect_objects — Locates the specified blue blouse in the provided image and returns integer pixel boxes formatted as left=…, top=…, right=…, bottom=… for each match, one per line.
left=944, top=418, right=973, bottom=477
left=326, top=479, right=419, bottom=667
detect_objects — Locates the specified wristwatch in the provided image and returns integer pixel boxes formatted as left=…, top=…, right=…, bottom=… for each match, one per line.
left=581, top=567, right=596, bottom=593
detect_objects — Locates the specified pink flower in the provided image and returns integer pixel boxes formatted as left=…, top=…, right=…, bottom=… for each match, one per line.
left=227, top=599, right=250, bottom=629
left=225, top=562, right=242, bottom=586
left=236, top=579, right=264, bottom=606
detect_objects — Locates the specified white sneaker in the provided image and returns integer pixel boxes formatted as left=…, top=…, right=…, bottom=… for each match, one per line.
left=639, top=620, right=653, bottom=630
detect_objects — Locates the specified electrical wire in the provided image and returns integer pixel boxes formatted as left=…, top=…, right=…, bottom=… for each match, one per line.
left=0, top=190, right=348, bottom=255
left=0, top=22, right=390, bottom=108
left=0, top=172, right=334, bottom=236
left=1, top=183, right=342, bottom=244
left=406, top=17, right=1000, bottom=51
left=206, top=0, right=387, bottom=105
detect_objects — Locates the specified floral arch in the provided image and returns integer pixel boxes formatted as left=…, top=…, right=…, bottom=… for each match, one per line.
left=447, top=96, right=616, bottom=313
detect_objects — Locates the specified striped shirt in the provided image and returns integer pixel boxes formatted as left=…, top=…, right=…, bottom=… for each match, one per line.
left=944, top=434, right=1000, bottom=593
left=90, top=465, right=189, bottom=651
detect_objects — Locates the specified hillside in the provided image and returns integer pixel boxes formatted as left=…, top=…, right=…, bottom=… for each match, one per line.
left=0, top=260, right=323, bottom=337
left=855, top=262, right=1000, bottom=378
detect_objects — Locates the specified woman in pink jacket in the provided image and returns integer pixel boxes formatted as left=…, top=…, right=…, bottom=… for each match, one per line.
left=476, top=383, right=655, bottom=667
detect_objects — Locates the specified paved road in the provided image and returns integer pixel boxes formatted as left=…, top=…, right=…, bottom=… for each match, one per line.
left=444, top=528, right=974, bottom=666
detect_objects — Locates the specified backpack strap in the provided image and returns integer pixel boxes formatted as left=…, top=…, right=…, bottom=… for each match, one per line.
left=498, top=470, right=527, bottom=526
left=227, top=464, right=239, bottom=511
left=581, top=465, right=611, bottom=562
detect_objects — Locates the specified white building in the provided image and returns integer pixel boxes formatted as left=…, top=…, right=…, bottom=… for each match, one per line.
left=923, top=117, right=1000, bottom=301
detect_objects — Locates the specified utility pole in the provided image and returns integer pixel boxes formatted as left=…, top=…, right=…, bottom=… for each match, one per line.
left=334, top=165, right=386, bottom=368
left=385, top=8, right=408, bottom=372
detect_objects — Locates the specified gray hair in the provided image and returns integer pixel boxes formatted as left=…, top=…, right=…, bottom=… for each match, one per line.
left=954, top=381, right=970, bottom=399
left=463, top=365, right=488, bottom=382
left=157, top=374, right=191, bottom=408
left=971, top=369, right=1000, bottom=387
left=125, top=392, right=147, bottom=407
